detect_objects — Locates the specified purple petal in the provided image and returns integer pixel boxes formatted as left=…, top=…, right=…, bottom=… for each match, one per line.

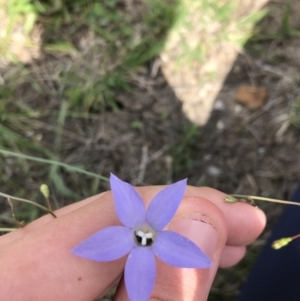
left=152, top=230, right=212, bottom=268
left=146, top=179, right=187, bottom=231
left=125, top=247, right=156, bottom=301
left=110, top=173, right=146, bottom=228
left=71, top=226, right=134, bottom=261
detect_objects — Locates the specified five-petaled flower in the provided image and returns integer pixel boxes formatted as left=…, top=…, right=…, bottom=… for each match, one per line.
left=72, top=173, right=212, bottom=301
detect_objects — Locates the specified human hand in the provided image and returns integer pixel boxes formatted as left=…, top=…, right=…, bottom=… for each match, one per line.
left=0, top=185, right=266, bottom=301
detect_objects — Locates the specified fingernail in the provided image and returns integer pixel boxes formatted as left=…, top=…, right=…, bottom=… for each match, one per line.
left=168, top=213, right=219, bottom=261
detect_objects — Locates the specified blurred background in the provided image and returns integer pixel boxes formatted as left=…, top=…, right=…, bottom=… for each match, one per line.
left=0, top=0, right=300, bottom=300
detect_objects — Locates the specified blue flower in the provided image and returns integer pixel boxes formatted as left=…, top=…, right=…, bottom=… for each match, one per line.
left=72, top=173, right=212, bottom=301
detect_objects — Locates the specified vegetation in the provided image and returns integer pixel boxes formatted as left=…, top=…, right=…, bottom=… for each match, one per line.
left=1, top=1, right=300, bottom=300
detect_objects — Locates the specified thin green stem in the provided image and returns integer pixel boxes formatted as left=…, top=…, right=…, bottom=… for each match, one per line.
left=230, top=194, right=300, bottom=207
left=45, top=196, right=52, bottom=212
left=0, top=228, right=16, bottom=232
left=7, top=197, right=24, bottom=227
left=0, top=192, right=57, bottom=218
left=0, top=148, right=108, bottom=181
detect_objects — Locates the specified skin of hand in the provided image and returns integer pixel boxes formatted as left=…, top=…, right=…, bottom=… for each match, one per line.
left=0, top=186, right=266, bottom=301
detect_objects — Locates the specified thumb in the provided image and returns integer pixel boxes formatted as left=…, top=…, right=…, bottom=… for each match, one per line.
left=114, top=196, right=228, bottom=301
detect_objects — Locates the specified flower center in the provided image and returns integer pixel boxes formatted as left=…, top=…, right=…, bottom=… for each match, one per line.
left=135, top=231, right=154, bottom=246
left=134, top=224, right=156, bottom=246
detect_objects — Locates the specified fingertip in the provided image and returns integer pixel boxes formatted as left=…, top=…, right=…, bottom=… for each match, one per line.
left=187, top=187, right=267, bottom=246
left=226, top=202, right=267, bottom=246
left=219, top=245, right=246, bottom=268
left=255, top=206, right=267, bottom=231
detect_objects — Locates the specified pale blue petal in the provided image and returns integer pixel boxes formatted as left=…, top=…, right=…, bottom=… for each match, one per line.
left=71, top=226, right=134, bottom=261
left=125, top=247, right=156, bottom=301
left=110, top=173, right=146, bottom=228
left=152, top=230, right=212, bottom=268
left=146, top=179, right=187, bottom=231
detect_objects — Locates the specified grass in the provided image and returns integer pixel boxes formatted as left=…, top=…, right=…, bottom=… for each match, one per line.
left=245, top=1, right=300, bottom=64
left=248, top=1, right=300, bottom=43
left=0, top=0, right=283, bottom=225
left=172, top=124, right=201, bottom=174
left=0, top=0, right=181, bottom=225
left=164, top=0, right=268, bottom=70
left=0, top=148, right=109, bottom=180
left=289, top=97, right=300, bottom=128
left=39, top=0, right=180, bottom=111
left=1, top=1, right=300, bottom=300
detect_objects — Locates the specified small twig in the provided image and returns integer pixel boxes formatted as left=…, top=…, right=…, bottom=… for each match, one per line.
left=234, top=97, right=286, bottom=128
left=291, top=233, right=300, bottom=240
left=136, top=145, right=148, bottom=184
left=276, top=120, right=290, bottom=142
left=45, top=196, right=52, bottom=212
left=0, top=192, right=57, bottom=218
left=7, top=198, right=25, bottom=228
left=226, top=194, right=300, bottom=207
left=19, top=119, right=86, bottom=143
left=246, top=174, right=258, bottom=193
left=148, top=145, right=170, bottom=163
left=165, top=155, right=173, bottom=184
left=226, top=193, right=300, bottom=251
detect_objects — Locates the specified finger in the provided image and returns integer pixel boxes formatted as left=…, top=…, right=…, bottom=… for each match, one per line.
left=138, top=186, right=266, bottom=246
left=219, top=245, right=246, bottom=268
left=114, top=196, right=228, bottom=301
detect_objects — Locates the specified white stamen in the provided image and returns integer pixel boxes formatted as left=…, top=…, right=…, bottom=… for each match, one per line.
left=145, top=232, right=153, bottom=239
left=141, top=236, right=147, bottom=246
left=135, top=227, right=155, bottom=246
left=137, top=231, right=144, bottom=237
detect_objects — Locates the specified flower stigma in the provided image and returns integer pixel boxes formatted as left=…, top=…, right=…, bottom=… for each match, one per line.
left=134, top=224, right=156, bottom=246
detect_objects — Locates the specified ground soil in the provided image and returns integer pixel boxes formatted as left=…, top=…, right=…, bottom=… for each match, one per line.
left=96, top=46, right=300, bottom=300
left=1, top=0, right=300, bottom=300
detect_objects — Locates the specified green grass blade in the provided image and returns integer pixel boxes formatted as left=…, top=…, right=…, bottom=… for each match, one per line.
left=0, top=149, right=109, bottom=181
left=50, top=165, right=79, bottom=198
left=55, top=100, right=69, bottom=153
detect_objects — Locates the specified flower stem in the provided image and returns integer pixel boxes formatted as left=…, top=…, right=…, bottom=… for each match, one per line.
left=0, top=228, right=16, bottom=232
left=0, top=192, right=57, bottom=218
left=226, top=195, right=300, bottom=251
left=291, top=233, right=300, bottom=240
left=226, top=194, right=300, bottom=207
left=7, top=198, right=25, bottom=228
